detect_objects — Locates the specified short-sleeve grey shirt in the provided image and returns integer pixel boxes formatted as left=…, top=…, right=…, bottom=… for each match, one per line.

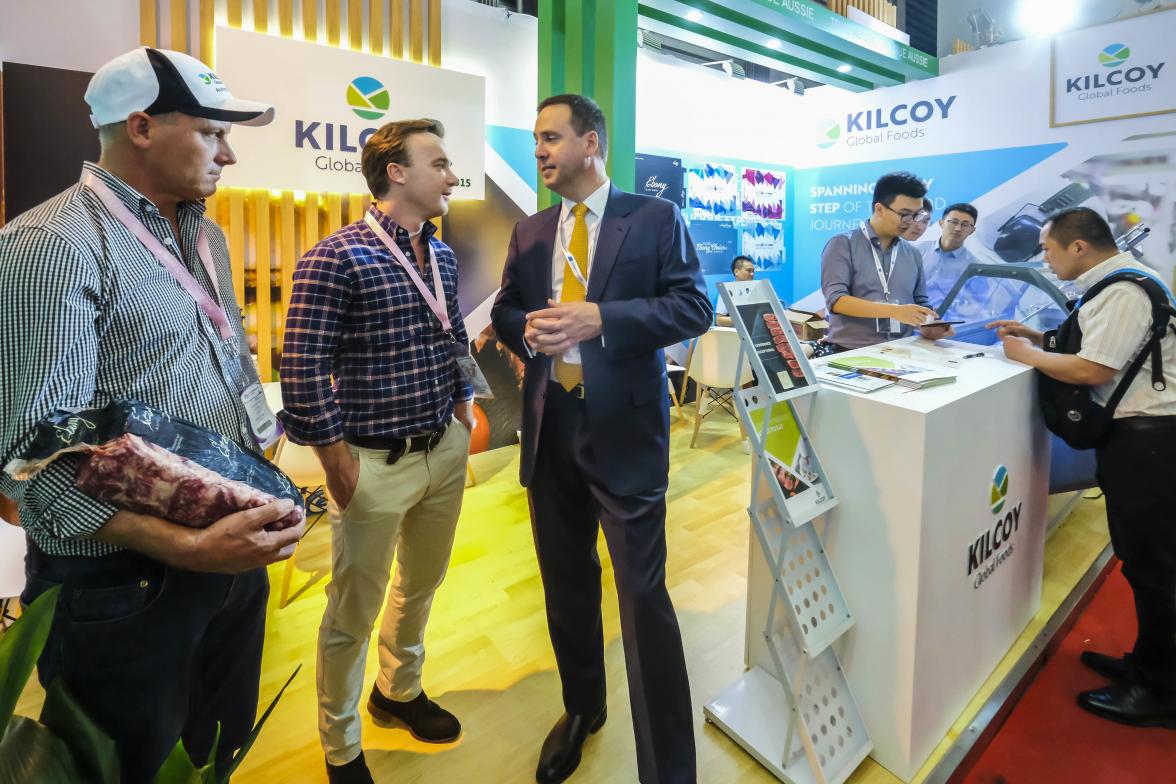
left=820, top=221, right=929, bottom=349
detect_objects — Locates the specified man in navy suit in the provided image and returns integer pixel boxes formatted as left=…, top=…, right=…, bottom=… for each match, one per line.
left=491, top=94, right=711, bottom=784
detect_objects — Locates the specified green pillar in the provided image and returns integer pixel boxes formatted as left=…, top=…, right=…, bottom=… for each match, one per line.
left=538, top=0, right=637, bottom=210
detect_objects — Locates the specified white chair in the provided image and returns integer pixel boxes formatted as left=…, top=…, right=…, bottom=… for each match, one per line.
left=263, top=382, right=329, bottom=608
left=666, top=361, right=688, bottom=423
left=0, top=518, right=27, bottom=630
left=684, top=327, right=754, bottom=448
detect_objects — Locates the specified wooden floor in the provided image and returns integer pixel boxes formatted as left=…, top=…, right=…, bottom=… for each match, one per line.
left=15, top=411, right=1110, bottom=783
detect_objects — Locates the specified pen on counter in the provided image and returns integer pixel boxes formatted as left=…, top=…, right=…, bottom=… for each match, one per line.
left=962, top=352, right=985, bottom=359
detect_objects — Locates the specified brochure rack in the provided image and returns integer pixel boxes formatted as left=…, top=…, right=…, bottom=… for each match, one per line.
left=704, top=280, right=872, bottom=784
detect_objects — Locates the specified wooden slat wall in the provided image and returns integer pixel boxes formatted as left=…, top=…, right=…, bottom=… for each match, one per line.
left=952, top=37, right=977, bottom=55
left=141, top=0, right=442, bottom=380
left=830, top=0, right=898, bottom=28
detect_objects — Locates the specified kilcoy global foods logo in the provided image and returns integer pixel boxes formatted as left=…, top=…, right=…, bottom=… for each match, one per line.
left=293, top=77, right=389, bottom=173
left=990, top=464, right=1008, bottom=514
left=1066, top=42, right=1165, bottom=99
left=346, top=76, right=390, bottom=120
left=969, top=465, right=1023, bottom=590
left=816, top=96, right=957, bottom=148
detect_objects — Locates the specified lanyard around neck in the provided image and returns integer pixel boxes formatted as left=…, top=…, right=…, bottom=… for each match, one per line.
left=83, top=171, right=233, bottom=341
left=364, top=211, right=451, bottom=333
left=861, top=222, right=899, bottom=299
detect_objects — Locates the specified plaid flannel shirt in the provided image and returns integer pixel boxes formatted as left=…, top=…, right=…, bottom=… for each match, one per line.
left=278, top=206, right=472, bottom=446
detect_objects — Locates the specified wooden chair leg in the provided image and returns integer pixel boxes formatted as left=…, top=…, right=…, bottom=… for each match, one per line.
left=690, top=384, right=708, bottom=448
left=680, top=339, right=697, bottom=400
left=278, top=541, right=298, bottom=609
left=668, top=376, right=686, bottom=423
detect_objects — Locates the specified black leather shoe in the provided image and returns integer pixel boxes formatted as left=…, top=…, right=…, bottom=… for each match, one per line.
left=367, top=686, right=461, bottom=743
left=1080, top=650, right=1129, bottom=682
left=536, top=707, right=607, bottom=784
left=1077, top=683, right=1176, bottom=728
left=326, top=752, right=375, bottom=784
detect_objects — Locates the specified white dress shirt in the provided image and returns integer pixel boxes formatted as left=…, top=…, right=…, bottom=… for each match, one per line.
left=1075, top=251, right=1176, bottom=418
left=550, top=177, right=612, bottom=301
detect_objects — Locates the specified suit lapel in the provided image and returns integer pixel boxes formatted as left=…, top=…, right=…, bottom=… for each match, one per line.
left=587, top=186, right=632, bottom=302
left=533, top=206, right=562, bottom=303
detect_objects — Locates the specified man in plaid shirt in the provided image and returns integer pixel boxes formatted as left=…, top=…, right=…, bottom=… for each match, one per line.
left=279, top=118, right=473, bottom=784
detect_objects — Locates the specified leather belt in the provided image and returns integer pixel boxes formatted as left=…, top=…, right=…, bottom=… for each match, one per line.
left=1113, top=415, right=1176, bottom=434
left=349, top=422, right=449, bottom=464
left=549, top=381, right=586, bottom=399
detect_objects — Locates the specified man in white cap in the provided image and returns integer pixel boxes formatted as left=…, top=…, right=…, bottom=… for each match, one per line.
left=0, top=47, right=300, bottom=784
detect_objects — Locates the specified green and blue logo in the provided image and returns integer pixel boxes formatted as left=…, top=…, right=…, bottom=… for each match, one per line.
left=816, top=119, right=841, bottom=149
left=1099, top=43, right=1130, bottom=68
left=990, top=464, right=1009, bottom=514
left=346, top=76, right=390, bottom=121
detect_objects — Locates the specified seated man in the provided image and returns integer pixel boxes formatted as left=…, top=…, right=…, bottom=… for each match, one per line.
left=716, top=254, right=756, bottom=327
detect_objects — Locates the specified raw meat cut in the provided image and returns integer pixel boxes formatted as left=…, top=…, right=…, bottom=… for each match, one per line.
left=76, top=433, right=303, bottom=529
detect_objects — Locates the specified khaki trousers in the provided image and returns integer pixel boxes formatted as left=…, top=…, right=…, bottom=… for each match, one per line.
left=317, top=421, right=470, bottom=765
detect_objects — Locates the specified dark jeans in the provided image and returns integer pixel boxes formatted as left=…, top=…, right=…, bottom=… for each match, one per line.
left=22, top=544, right=268, bottom=784
left=528, top=382, right=696, bottom=784
left=1095, top=416, right=1176, bottom=694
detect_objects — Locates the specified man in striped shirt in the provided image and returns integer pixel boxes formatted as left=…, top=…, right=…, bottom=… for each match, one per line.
left=279, top=119, right=473, bottom=784
left=0, top=48, right=303, bottom=783
left=992, top=207, right=1176, bottom=727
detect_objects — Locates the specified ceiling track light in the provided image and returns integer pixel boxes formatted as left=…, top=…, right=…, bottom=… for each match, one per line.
left=700, top=59, right=746, bottom=79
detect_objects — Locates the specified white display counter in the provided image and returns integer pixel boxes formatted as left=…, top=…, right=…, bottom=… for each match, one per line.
left=742, top=337, right=1051, bottom=781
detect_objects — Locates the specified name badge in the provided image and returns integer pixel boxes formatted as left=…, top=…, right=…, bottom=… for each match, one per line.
left=240, top=382, right=283, bottom=450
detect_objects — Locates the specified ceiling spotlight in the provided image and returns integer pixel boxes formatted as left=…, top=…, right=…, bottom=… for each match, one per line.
left=837, top=64, right=852, bottom=73
left=701, top=59, right=746, bottom=79
left=686, top=10, right=704, bottom=22
left=771, top=77, right=805, bottom=95
left=1017, top=0, right=1076, bottom=37
left=767, top=38, right=782, bottom=49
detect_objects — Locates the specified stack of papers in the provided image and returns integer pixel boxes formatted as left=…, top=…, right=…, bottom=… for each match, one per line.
left=814, top=366, right=894, bottom=393
left=827, top=355, right=956, bottom=391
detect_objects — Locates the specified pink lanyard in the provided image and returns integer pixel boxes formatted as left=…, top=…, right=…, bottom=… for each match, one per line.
left=83, top=171, right=234, bottom=342
left=364, top=211, right=451, bottom=333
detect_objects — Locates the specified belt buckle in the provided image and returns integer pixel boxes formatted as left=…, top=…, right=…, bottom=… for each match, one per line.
left=427, top=428, right=444, bottom=451
left=386, top=441, right=410, bottom=465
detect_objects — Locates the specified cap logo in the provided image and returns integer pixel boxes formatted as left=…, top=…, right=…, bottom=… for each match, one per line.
left=197, top=72, right=227, bottom=93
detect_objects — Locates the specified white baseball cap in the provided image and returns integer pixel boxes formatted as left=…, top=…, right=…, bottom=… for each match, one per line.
left=85, top=47, right=275, bottom=128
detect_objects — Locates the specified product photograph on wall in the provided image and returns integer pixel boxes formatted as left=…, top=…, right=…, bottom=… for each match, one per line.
left=687, top=161, right=739, bottom=219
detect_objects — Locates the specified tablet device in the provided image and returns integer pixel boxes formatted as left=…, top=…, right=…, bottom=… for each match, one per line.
left=921, top=320, right=964, bottom=328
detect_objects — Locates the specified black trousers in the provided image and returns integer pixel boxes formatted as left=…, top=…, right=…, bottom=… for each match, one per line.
left=528, top=382, right=696, bottom=784
left=22, top=544, right=268, bottom=784
left=1095, top=416, right=1176, bottom=694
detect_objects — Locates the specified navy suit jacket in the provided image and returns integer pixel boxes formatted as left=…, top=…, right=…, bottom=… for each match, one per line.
left=491, top=186, right=712, bottom=496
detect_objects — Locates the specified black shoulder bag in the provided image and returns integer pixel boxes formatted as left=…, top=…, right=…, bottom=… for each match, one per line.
left=1038, top=270, right=1176, bottom=450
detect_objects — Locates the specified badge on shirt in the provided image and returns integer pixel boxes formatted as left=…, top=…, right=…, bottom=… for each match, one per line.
left=451, top=343, right=494, bottom=399
left=240, top=382, right=283, bottom=449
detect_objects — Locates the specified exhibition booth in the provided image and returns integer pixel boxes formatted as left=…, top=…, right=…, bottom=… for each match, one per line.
left=2, top=0, right=1174, bottom=781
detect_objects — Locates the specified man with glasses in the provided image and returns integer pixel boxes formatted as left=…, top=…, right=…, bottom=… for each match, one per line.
left=902, top=198, right=934, bottom=242
left=820, top=172, right=954, bottom=351
left=920, top=203, right=981, bottom=308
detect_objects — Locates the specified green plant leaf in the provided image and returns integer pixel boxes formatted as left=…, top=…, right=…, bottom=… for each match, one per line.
left=0, top=584, right=60, bottom=738
left=0, top=715, right=84, bottom=784
left=38, top=677, right=119, bottom=784
left=153, top=738, right=200, bottom=784
left=217, top=664, right=301, bottom=784
left=205, top=721, right=220, bottom=768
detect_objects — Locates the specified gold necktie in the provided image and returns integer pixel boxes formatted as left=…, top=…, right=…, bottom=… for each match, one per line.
left=555, top=203, right=589, bottom=391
